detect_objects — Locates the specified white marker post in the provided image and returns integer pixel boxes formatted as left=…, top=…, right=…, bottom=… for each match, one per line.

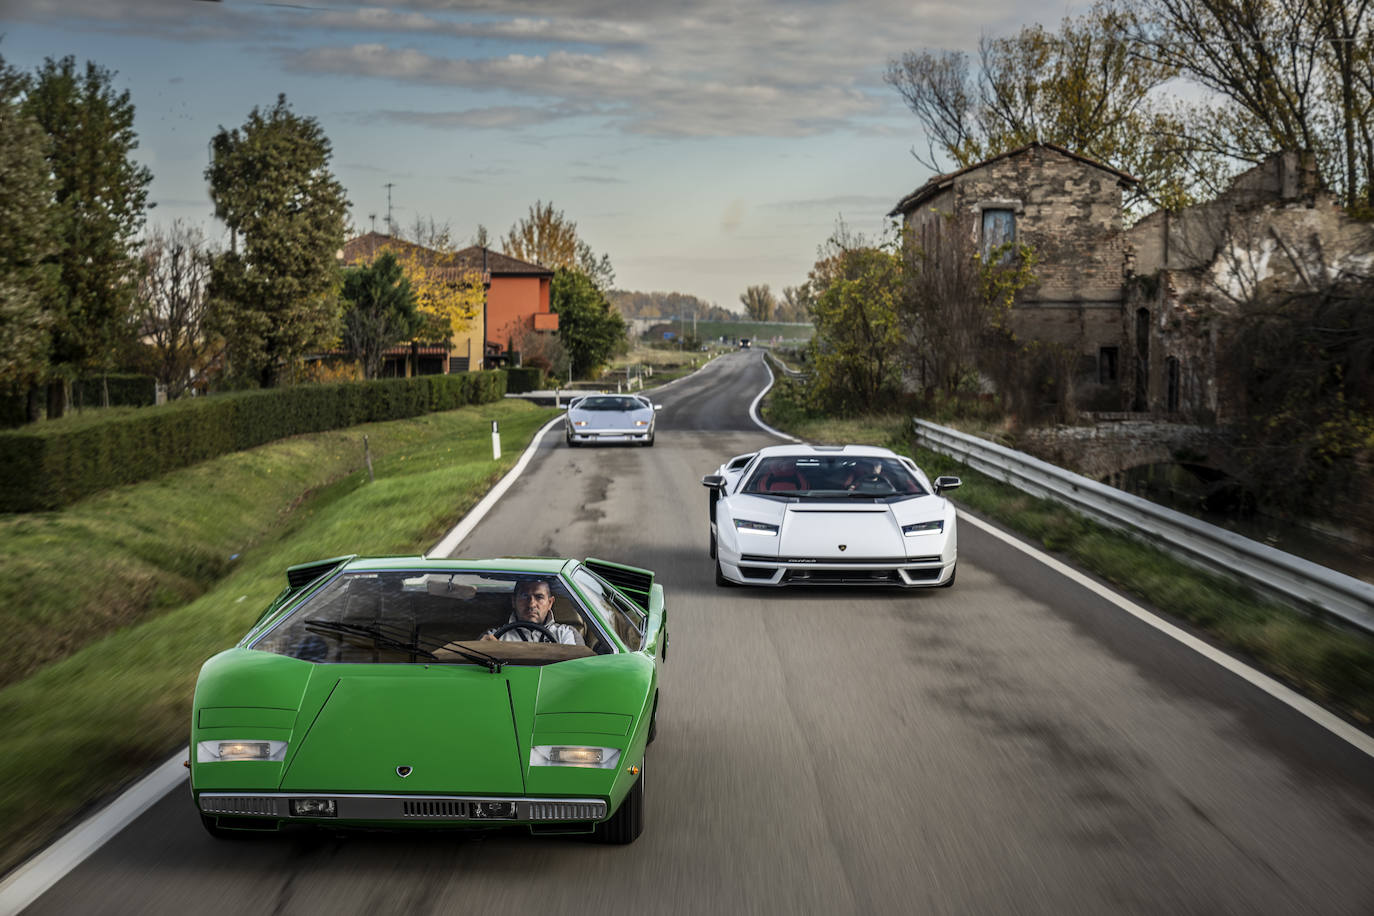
left=491, top=420, right=501, bottom=460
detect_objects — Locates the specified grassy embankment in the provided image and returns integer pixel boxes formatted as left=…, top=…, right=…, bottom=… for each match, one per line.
left=759, top=407, right=1374, bottom=728
left=0, top=399, right=557, bottom=876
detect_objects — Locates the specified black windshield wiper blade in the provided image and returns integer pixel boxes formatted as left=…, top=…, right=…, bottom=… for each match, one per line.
left=410, top=633, right=504, bottom=674
left=303, top=618, right=437, bottom=660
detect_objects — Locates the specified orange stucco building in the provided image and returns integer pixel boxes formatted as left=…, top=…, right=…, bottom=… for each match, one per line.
left=341, top=233, right=557, bottom=372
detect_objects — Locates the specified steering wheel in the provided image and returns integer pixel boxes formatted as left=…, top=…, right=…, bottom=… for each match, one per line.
left=852, top=477, right=896, bottom=494
left=490, top=621, right=559, bottom=643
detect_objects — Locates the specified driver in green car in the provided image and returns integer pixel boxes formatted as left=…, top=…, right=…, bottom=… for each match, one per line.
left=480, top=577, right=583, bottom=645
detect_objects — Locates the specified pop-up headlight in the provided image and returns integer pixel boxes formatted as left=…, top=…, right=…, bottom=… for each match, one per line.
left=196, top=740, right=288, bottom=762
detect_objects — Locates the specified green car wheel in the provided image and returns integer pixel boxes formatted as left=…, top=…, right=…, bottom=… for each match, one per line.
left=594, top=755, right=644, bottom=844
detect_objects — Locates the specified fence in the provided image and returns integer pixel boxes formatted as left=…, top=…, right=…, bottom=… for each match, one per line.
left=913, top=419, right=1374, bottom=634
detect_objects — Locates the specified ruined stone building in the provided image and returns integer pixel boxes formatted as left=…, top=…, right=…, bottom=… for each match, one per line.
left=889, top=143, right=1374, bottom=422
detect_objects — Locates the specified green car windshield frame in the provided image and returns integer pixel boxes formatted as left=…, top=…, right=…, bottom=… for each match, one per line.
left=250, top=568, right=618, bottom=664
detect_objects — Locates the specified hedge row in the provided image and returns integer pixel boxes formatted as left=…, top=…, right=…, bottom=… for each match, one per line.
left=504, top=367, right=545, bottom=394
left=0, top=371, right=507, bottom=512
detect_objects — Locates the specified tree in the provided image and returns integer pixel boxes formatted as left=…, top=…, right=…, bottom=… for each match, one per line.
left=0, top=56, right=56, bottom=413
left=133, top=221, right=218, bottom=398
left=205, top=94, right=349, bottom=387
left=899, top=211, right=1036, bottom=399
left=739, top=284, right=776, bottom=321
left=340, top=251, right=420, bottom=379
left=24, top=56, right=152, bottom=415
left=503, top=200, right=615, bottom=288
left=1131, top=0, right=1374, bottom=209
left=806, top=231, right=906, bottom=410
left=887, top=1, right=1198, bottom=212
left=776, top=284, right=815, bottom=322
left=550, top=268, right=628, bottom=378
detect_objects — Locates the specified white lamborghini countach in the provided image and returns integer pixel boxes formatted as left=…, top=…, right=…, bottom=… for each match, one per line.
left=701, top=445, right=961, bottom=588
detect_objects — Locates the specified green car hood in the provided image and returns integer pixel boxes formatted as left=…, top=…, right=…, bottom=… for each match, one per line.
left=193, top=649, right=655, bottom=797
left=280, top=672, right=525, bottom=794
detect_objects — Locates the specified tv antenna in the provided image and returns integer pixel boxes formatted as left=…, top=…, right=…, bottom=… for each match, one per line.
left=383, top=183, right=396, bottom=234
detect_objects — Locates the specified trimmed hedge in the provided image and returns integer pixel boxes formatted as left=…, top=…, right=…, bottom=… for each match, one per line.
left=504, top=366, right=545, bottom=393
left=0, top=371, right=506, bottom=512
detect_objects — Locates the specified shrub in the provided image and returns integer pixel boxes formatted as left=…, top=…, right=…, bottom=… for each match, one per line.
left=0, top=372, right=506, bottom=511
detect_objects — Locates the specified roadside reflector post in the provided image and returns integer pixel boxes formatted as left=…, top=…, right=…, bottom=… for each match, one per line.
left=491, top=420, right=501, bottom=460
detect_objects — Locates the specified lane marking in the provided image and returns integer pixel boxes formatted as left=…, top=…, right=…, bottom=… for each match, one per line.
left=960, top=511, right=1374, bottom=758
left=748, top=354, right=800, bottom=442
left=427, top=414, right=565, bottom=558
left=0, top=751, right=189, bottom=916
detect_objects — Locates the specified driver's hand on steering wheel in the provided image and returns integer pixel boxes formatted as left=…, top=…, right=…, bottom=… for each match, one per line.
left=479, top=632, right=497, bottom=641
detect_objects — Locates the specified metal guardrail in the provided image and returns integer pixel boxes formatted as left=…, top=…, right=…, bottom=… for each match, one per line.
left=913, top=419, right=1374, bottom=634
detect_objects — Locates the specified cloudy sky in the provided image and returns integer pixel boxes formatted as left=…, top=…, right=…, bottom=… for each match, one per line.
left=3, top=0, right=1079, bottom=311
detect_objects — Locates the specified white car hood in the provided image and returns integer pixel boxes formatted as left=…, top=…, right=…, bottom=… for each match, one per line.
left=727, top=494, right=947, bottom=559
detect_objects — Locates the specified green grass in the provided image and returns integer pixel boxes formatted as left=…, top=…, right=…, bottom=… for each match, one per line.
left=762, top=407, right=1374, bottom=727
left=0, top=400, right=556, bottom=875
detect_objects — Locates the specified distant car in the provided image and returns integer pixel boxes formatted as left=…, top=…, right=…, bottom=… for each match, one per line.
left=564, top=394, right=660, bottom=447
left=739, top=338, right=752, bottom=349
left=701, top=445, right=961, bottom=587
left=191, top=555, right=665, bottom=844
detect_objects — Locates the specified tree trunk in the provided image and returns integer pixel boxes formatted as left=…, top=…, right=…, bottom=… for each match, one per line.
left=46, top=379, right=66, bottom=419
left=26, top=384, right=43, bottom=423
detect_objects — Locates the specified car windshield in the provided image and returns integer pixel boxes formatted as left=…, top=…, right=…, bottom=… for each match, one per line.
left=576, top=396, right=644, bottom=412
left=251, top=570, right=610, bottom=665
left=742, top=456, right=927, bottom=498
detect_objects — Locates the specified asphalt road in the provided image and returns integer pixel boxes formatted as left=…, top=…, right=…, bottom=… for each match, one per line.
left=25, top=351, right=1374, bottom=915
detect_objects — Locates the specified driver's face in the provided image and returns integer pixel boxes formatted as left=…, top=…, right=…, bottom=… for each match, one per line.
left=512, top=584, right=553, bottom=624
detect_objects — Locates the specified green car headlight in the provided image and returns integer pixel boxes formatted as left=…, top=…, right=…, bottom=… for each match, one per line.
left=902, top=520, right=944, bottom=536
left=734, top=519, right=779, bottom=536
left=196, top=740, right=288, bottom=762
left=530, top=745, right=622, bottom=769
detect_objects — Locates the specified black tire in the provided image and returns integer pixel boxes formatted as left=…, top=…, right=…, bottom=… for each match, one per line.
left=647, top=694, right=659, bottom=744
left=714, top=556, right=734, bottom=587
left=708, top=531, right=716, bottom=559
left=937, top=565, right=957, bottom=588
left=643, top=434, right=654, bottom=447
left=595, top=757, right=645, bottom=844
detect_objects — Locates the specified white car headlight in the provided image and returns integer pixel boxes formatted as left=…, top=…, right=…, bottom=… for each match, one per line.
left=197, top=740, right=288, bottom=762
left=530, top=745, right=622, bottom=769
left=634, top=419, right=649, bottom=426
left=573, top=420, right=588, bottom=427
left=902, top=520, right=944, bottom=536
left=734, top=519, right=779, bottom=536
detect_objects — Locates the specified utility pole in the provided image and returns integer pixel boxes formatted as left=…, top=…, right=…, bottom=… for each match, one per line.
left=383, top=183, right=395, bottom=235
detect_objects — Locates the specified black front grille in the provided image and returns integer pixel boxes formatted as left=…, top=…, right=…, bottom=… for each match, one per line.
left=738, top=566, right=777, bottom=580
left=784, top=569, right=900, bottom=583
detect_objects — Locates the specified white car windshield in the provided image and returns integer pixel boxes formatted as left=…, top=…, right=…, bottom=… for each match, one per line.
left=576, top=396, right=645, bottom=411
left=742, top=456, right=927, bottom=498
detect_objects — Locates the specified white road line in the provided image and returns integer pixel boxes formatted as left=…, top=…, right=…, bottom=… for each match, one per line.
left=427, top=413, right=565, bottom=558
left=959, top=511, right=1374, bottom=758
left=748, top=355, right=801, bottom=442
left=0, top=751, right=189, bottom=916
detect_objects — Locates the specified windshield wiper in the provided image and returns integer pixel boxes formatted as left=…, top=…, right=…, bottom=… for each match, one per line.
left=302, top=618, right=437, bottom=661
left=428, top=639, right=504, bottom=674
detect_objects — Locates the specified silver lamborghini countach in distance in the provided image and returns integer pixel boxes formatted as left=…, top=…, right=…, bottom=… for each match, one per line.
left=564, top=394, right=660, bottom=447
left=701, top=445, right=961, bottom=587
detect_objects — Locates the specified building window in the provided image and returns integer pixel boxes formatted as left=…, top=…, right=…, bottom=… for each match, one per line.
left=1099, top=347, right=1119, bottom=384
left=981, top=209, right=1015, bottom=262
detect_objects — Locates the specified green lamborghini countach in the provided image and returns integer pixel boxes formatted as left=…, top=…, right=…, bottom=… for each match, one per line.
left=191, top=555, right=666, bottom=844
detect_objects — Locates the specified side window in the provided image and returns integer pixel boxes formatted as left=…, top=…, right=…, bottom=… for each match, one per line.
left=572, top=570, right=645, bottom=649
